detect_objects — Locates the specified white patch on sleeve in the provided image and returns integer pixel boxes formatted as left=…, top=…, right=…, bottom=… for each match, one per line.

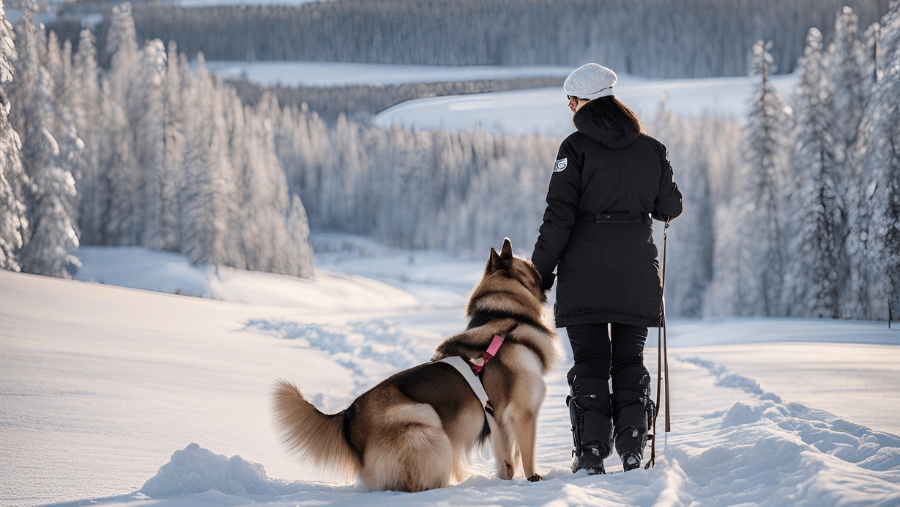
left=553, top=158, right=568, bottom=172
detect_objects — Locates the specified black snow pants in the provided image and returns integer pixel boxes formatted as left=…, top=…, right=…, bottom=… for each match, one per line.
left=566, top=323, right=651, bottom=458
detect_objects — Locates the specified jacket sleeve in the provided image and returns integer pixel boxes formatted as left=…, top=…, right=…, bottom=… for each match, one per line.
left=651, top=142, right=683, bottom=222
left=531, top=138, right=581, bottom=287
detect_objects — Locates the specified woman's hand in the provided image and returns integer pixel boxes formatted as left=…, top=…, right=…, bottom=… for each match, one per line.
left=540, top=272, right=556, bottom=292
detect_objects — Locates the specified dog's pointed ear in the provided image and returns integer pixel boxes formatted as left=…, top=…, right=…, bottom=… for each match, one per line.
left=487, top=247, right=501, bottom=272
left=500, top=238, right=513, bottom=259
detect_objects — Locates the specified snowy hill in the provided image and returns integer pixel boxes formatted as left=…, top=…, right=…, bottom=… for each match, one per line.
left=374, top=73, right=798, bottom=135
left=199, top=60, right=797, bottom=135
left=2, top=240, right=899, bottom=506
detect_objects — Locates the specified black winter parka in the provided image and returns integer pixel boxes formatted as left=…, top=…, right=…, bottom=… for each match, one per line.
left=531, top=100, right=683, bottom=328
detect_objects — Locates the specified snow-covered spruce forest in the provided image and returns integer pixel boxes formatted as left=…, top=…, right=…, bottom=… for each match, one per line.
left=1, top=2, right=900, bottom=320
left=71, top=0, right=892, bottom=78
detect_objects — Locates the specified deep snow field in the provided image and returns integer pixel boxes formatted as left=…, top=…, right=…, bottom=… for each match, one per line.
left=2, top=235, right=899, bottom=507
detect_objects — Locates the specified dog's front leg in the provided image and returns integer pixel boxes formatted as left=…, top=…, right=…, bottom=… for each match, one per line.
left=513, top=407, right=542, bottom=481
left=512, top=376, right=547, bottom=482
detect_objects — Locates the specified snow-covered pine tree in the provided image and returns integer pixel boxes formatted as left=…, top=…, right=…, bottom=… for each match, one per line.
left=831, top=7, right=871, bottom=156
left=655, top=98, right=715, bottom=317
left=827, top=7, right=872, bottom=318
left=137, top=39, right=175, bottom=251
left=45, top=33, right=84, bottom=235
left=97, top=78, right=138, bottom=245
left=286, top=193, right=314, bottom=279
left=8, top=2, right=43, bottom=146
left=276, top=102, right=331, bottom=223
left=227, top=88, right=280, bottom=273
left=729, top=41, right=792, bottom=316
left=17, top=66, right=80, bottom=278
left=0, top=89, right=26, bottom=272
left=0, top=0, right=27, bottom=271
left=9, top=2, right=79, bottom=278
left=783, top=27, right=849, bottom=318
left=852, top=1, right=900, bottom=319
left=100, top=2, right=142, bottom=245
left=71, top=28, right=103, bottom=245
left=178, top=54, right=241, bottom=268
left=320, top=113, right=364, bottom=232
left=155, top=40, right=185, bottom=252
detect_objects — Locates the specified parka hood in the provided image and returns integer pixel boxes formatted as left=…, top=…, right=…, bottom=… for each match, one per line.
left=572, top=99, right=641, bottom=149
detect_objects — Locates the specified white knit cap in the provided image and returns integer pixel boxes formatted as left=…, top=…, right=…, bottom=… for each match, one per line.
left=564, top=63, right=617, bottom=100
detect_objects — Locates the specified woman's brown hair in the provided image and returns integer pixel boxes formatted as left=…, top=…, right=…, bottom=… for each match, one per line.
left=583, top=96, right=644, bottom=135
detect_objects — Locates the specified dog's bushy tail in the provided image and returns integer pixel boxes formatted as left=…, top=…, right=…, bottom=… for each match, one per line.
left=272, top=380, right=360, bottom=478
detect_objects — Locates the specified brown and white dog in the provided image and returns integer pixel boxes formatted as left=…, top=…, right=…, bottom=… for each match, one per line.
left=273, top=238, right=559, bottom=492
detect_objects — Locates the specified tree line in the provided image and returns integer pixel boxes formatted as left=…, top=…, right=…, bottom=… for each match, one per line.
left=695, top=5, right=900, bottom=320
left=227, top=76, right=563, bottom=125
left=53, top=0, right=891, bottom=78
left=0, top=2, right=314, bottom=279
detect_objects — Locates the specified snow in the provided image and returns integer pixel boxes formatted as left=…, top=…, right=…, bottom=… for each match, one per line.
left=74, top=245, right=418, bottom=310
left=375, top=73, right=799, bottom=135
left=2, top=238, right=899, bottom=506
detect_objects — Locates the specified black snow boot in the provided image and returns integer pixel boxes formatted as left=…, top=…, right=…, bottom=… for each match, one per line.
left=612, top=366, right=653, bottom=472
left=567, top=376, right=613, bottom=475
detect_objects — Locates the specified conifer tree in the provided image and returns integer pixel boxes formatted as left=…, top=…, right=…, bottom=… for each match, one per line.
left=0, top=0, right=27, bottom=271
left=100, top=2, right=142, bottom=245
left=9, top=2, right=79, bottom=278
left=17, top=66, right=80, bottom=278
left=71, top=28, right=102, bottom=245
left=853, top=1, right=900, bottom=319
left=730, top=41, right=792, bottom=316
left=98, top=78, right=138, bottom=245
left=287, top=193, right=315, bottom=279
left=137, top=39, right=173, bottom=250
left=46, top=33, right=83, bottom=232
left=783, top=28, right=848, bottom=318
left=656, top=102, right=715, bottom=318
left=831, top=7, right=871, bottom=154
left=179, top=55, right=241, bottom=268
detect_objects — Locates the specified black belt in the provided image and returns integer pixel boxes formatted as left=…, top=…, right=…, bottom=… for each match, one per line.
left=578, top=212, right=647, bottom=224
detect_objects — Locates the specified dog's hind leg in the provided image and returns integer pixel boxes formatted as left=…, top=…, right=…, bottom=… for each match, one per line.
left=360, top=404, right=454, bottom=492
left=486, top=414, right=516, bottom=480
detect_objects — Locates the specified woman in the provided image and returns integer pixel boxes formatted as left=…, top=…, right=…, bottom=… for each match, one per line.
left=531, top=63, right=682, bottom=475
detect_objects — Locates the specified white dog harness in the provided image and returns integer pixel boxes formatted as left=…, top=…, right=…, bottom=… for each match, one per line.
left=437, top=335, right=505, bottom=417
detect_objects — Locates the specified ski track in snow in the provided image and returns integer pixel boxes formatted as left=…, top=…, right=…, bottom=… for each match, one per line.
left=245, top=318, right=439, bottom=404
left=669, top=356, right=900, bottom=506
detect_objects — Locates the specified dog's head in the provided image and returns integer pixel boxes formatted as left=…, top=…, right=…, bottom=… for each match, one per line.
left=466, top=238, right=546, bottom=317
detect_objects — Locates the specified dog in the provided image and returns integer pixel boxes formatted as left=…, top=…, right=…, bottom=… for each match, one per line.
left=272, top=238, right=559, bottom=492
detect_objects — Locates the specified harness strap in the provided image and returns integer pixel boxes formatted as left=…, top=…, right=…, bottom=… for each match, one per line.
left=471, top=335, right=505, bottom=374
left=438, top=356, right=494, bottom=416
left=437, top=335, right=505, bottom=417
